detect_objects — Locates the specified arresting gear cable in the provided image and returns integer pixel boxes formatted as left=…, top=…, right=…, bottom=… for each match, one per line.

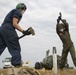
left=12, top=67, right=41, bottom=75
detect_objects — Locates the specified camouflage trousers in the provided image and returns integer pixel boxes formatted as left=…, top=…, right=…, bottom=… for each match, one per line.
left=60, top=43, right=76, bottom=69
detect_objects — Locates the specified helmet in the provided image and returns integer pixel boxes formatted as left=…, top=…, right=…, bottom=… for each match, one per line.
left=16, top=3, right=27, bottom=10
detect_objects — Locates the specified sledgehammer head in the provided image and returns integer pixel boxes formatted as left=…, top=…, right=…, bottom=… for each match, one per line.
left=28, top=27, right=35, bottom=35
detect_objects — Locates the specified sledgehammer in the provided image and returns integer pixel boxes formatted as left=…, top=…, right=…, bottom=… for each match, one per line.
left=18, top=27, right=35, bottom=39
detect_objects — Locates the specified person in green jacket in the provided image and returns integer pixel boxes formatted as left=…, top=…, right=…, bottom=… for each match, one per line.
left=56, top=13, right=76, bottom=69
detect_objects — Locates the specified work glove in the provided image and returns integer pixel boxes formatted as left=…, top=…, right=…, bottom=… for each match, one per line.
left=22, top=30, right=31, bottom=35
left=57, top=18, right=60, bottom=24
left=22, top=27, right=35, bottom=36
left=58, top=16, right=61, bottom=20
left=57, top=16, right=61, bottom=24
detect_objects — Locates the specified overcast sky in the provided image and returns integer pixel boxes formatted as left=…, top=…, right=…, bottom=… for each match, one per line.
left=0, top=0, right=76, bottom=68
